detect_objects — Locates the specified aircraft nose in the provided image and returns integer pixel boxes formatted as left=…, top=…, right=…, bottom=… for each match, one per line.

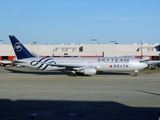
left=138, top=61, right=148, bottom=69
left=143, top=62, right=148, bottom=68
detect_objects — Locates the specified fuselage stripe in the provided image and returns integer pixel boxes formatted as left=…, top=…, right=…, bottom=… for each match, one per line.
left=42, top=64, right=49, bottom=70
left=37, top=58, right=53, bottom=68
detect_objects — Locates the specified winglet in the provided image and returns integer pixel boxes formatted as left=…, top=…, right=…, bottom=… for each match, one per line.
left=9, top=35, right=34, bottom=59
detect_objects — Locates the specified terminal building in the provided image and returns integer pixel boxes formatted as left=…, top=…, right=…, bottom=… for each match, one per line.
left=0, top=42, right=160, bottom=61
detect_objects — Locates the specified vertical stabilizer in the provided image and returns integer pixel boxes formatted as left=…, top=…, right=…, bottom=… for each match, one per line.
left=9, top=35, right=34, bottom=59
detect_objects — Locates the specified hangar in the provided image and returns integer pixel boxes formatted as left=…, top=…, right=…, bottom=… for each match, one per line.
left=0, top=42, right=160, bottom=61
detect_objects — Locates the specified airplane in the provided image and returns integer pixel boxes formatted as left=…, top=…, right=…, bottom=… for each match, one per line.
left=9, top=35, right=148, bottom=76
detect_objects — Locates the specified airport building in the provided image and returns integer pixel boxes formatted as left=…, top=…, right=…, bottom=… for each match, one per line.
left=0, top=42, right=160, bottom=61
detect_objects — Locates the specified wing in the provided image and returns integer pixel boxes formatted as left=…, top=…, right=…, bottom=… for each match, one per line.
left=147, top=60, right=160, bottom=65
left=48, top=63, right=83, bottom=68
left=48, top=63, right=96, bottom=71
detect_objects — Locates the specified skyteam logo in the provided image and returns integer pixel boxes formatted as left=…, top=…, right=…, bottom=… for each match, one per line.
left=14, top=42, right=22, bottom=52
left=30, top=57, right=56, bottom=70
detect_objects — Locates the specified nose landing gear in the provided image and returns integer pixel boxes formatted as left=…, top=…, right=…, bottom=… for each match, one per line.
left=134, top=70, right=138, bottom=76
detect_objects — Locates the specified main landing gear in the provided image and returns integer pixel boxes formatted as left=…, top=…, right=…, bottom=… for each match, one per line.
left=70, top=71, right=76, bottom=76
left=134, top=70, right=138, bottom=76
left=70, top=71, right=84, bottom=76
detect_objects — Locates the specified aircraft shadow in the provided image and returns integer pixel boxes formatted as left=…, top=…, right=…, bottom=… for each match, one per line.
left=0, top=99, right=159, bottom=120
left=5, top=68, right=131, bottom=76
left=97, top=71, right=130, bottom=76
left=5, top=68, right=71, bottom=76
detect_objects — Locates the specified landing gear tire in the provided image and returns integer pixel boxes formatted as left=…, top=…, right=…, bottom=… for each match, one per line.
left=70, top=73, right=73, bottom=76
left=134, top=72, right=138, bottom=76
left=74, top=74, right=77, bottom=76
left=70, top=73, right=77, bottom=77
left=134, top=70, right=138, bottom=77
left=70, top=71, right=76, bottom=76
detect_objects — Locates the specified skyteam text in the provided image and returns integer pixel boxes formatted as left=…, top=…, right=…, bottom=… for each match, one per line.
left=97, top=58, right=129, bottom=63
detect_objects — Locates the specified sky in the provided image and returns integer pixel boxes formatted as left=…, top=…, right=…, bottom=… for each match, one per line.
left=0, top=0, right=160, bottom=44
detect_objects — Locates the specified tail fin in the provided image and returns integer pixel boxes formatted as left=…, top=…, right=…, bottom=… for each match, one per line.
left=9, top=35, right=34, bottom=59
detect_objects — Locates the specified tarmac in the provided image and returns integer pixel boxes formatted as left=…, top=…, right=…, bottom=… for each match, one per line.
left=0, top=67, right=160, bottom=120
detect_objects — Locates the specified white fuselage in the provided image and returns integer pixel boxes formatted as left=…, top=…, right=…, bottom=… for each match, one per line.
left=13, top=57, right=148, bottom=71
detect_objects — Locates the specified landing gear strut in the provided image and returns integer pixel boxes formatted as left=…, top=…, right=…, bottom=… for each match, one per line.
left=70, top=71, right=77, bottom=76
left=134, top=70, right=138, bottom=76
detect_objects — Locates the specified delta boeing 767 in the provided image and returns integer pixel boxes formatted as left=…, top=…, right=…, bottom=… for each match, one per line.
left=9, top=35, right=148, bottom=76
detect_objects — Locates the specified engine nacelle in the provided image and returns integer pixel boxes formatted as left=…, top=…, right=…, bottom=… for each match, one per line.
left=80, top=67, right=97, bottom=75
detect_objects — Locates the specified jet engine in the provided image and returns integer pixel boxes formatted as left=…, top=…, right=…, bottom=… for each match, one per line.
left=80, top=67, right=97, bottom=75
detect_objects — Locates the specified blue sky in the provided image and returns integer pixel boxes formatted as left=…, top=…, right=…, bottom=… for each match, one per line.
left=0, top=0, right=160, bottom=44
